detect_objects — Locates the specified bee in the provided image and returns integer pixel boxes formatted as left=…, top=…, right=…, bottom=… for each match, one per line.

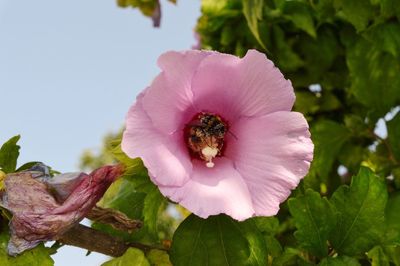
left=185, top=112, right=227, bottom=162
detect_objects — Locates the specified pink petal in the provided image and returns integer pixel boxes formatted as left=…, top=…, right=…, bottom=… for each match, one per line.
left=159, top=158, right=255, bottom=221
left=141, top=50, right=213, bottom=134
left=225, top=111, right=313, bottom=216
left=191, top=49, right=295, bottom=121
left=122, top=93, right=192, bottom=187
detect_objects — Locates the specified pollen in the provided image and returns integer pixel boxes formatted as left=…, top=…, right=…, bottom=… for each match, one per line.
left=184, top=112, right=228, bottom=167
left=202, top=146, right=218, bottom=168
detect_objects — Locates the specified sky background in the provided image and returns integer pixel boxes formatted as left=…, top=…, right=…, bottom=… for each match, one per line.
left=0, top=0, right=200, bottom=265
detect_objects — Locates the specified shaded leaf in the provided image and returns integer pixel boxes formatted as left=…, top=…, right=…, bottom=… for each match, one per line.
left=385, top=193, right=400, bottom=244
left=347, top=38, right=400, bottom=116
left=282, top=1, right=316, bottom=37
left=330, top=167, right=388, bottom=255
left=170, top=214, right=266, bottom=266
left=319, top=256, right=360, bottom=266
left=288, top=189, right=336, bottom=257
left=363, top=22, right=400, bottom=57
left=387, top=113, right=400, bottom=161
left=271, top=25, right=304, bottom=72
left=333, top=0, right=374, bottom=31
left=311, top=120, right=350, bottom=179
left=367, top=246, right=390, bottom=266
left=272, top=247, right=311, bottom=266
left=253, top=217, right=279, bottom=235
left=253, top=217, right=282, bottom=257
left=383, top=245, right=400, bottom=266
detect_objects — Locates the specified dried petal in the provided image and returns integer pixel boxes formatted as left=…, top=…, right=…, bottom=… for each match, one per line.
left=0, top=165, right=123, bottom=255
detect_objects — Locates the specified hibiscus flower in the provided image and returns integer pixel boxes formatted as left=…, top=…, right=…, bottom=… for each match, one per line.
left=122, top=50, right=313, bottom=221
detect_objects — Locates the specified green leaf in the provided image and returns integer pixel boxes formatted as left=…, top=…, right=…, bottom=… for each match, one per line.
left=15, top=162, right=41, bottom=172
left=0, top=226, right=54, bottom=266
left=319, top=256, right=361, bottom=266
left=253, top=217, right=282, bottom=257
left=101, top=248, right=150, bottom=266
left=333, top=0, right=374, bottom=31
left=146, top=249, right=172, bottom=266
left=294, top=91, right=319, bottom=115
left=143, top=186, right=165, bottom=238
left=0, top=170, right=5, bottom=190
left=367, top=246, right=390, bottom=266
left=94, top=157, right=169, bottom=242
left=383, top=245, right=400, bottom=266
left=363, top=22, right=400, bottom=57
left=347, top=38, right=400, bottom=115
left=380, top=0, right=400, bottom=19
left=387, top=113, right=400, bottom=161
left=108, top=141, right=137, bottom=166
left=282, top=1, right=316, bottom=37
left=242, top=0, right=266, bottom=49
left=312, top=0, right=336, bottom=21
left=385, top=193, right=400, bottom=244
left=201, top=0, right=228, bottom=14
left=288, top=189, right=336, bottom=257
left=0, top=136, right=21, bottom=173
left=311, top=120, right=350, bottom=180
left=271, top=25, right=304, bottom=72
left=253, top=217, right=279, bottom=235
left=272, top=248, right=311, bottom=266
left=330, top=167, right=388, bottom=256
left=92, top=179, right=146, bottom=242
left=297, top=27, right=340, bottom=81
left=170, top=214, right=266, bottom=266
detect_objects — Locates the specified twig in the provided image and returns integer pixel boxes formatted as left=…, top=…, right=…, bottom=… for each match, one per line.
left=57, top=224, right=168, bottom=257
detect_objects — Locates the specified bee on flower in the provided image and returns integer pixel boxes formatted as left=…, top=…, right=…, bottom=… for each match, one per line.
left=122, top=50, right=314, bottom=221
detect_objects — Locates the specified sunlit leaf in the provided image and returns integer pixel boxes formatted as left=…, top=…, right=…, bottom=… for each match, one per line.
left=0, top=136, right=20, bottom=173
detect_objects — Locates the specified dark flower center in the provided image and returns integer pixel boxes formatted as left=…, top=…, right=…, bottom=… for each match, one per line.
left=184, top=112, right=228, bottom=167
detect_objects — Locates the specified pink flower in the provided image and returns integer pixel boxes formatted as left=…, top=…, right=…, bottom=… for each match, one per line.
left=0, top=164, right=123, bottom=255
left=122, top=50, right=313, bottom=221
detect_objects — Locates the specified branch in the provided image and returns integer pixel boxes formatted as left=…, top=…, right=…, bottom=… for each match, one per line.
left=57, top=223, right=168, bottom=257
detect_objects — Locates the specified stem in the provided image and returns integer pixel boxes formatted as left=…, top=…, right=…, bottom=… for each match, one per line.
left=57, top=224, right=168, bottom=257
left=373, top=132, right=399, bottom=165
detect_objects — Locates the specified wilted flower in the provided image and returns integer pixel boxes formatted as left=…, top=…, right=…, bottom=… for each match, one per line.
left=122, top=50, right=313, bottom=221
left=0, top=164, right=122, bottom=255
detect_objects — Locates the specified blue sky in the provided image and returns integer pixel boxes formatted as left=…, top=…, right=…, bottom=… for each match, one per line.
left=0, top=0, right=200, bottom=265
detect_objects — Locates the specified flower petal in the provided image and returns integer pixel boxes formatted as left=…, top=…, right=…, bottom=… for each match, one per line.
left=191, top=49, right=295, bottom=121
left=142, top=50, right=213, bottom=134
left=159, top=157, right=254, bottom=221
left=122, top=93, right=192, bottom=187
left=225, top=111, right=313, bottom=216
